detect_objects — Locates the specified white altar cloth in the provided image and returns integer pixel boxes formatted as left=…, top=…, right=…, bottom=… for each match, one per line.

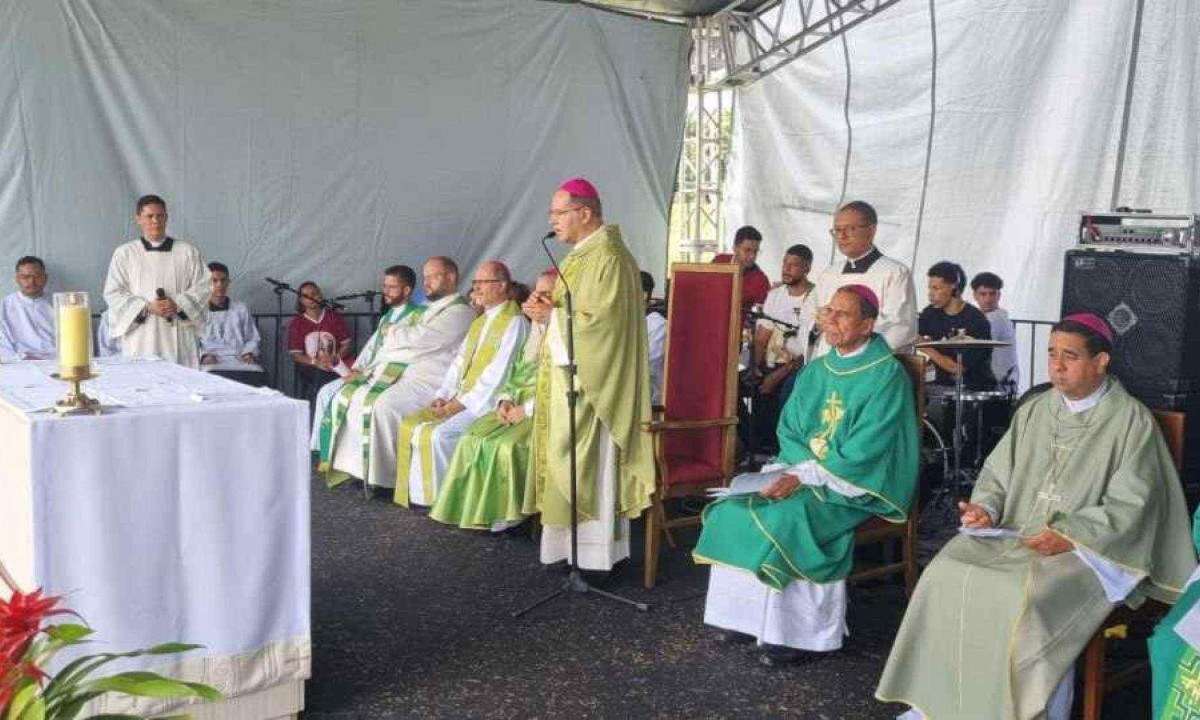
left=0, top=357, right=310, bottom=719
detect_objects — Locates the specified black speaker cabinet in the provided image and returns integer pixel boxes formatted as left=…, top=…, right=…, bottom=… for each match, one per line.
left=1062, top=249, right=1200, bottom=411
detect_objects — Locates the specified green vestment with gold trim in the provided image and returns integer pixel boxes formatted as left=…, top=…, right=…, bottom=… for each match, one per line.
left=429, top=324, right=544, bottom=529
left=524, top=224, right=655, bottom=525
left=877, top=379, right=1195, bottom=720
left=693, top=333, right=918, bottom=588
left=1150, top=503, right=1200, bottom=719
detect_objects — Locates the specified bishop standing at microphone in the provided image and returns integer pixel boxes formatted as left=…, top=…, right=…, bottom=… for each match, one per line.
left=522, top=177, right=656, bottom=573
left=103, top=194, right=209, bottom=367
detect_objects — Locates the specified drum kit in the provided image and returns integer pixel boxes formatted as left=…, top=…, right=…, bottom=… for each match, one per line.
left=913, top=336, right=1014, bottom=519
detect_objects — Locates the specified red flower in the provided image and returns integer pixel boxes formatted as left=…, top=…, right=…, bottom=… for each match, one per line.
left=0, top=654, right=48, bottom=710
left=0, top=589, right=73, bottom=663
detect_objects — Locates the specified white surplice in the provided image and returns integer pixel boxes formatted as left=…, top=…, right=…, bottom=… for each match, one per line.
left=537, top=310, right=630, bottom=571
left=365, top=295, right=476, bottom=487
left=0, top=292, right=54, bottom=361
left=102, top=237, right=208, bottom=368
left=646, top=311, right=667, bottom=405
left=402, top=303, right=528, bottom=505
left=199, top=299, right=264, bottom=373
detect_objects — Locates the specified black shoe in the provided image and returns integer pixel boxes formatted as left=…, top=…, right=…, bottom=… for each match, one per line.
left=758, top=644, right=810, bottom=667
left=718, top=629, right=755, bottom=645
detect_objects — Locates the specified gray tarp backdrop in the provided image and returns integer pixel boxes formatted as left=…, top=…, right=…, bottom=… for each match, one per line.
left=727, top=0, right=1200, bottom=322
left=0, top=0, right=689, bottom=310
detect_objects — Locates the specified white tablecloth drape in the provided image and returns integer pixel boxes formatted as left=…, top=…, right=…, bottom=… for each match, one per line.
left=0, top=358, right=310, bottom=718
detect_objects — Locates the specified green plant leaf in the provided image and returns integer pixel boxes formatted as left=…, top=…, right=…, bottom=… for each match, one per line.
left=142, top=643, right=203, bottom=656
left=84, top=672, right=217, bottom=701
left=5, top=679, right=37, bottom=720
left=44, top=624, right=94, bottom=643
left=44, top=690, right=103, bottom=720
left=80, top=715, right=143, bottom=719
left=13, top=695, right=46, bottom=720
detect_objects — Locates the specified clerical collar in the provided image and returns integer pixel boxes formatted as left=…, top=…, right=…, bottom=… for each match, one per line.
left=482, top=301, right=508, bottom=319
left=835, top=339, right=871, bottom=358
left=426, top=294, right=459, bottom=312
left=1061, top=378, right=1111, bottom=415
left=140, top=236, right=174, bottom=252
left=208, top=297, right=230, bottom=312
left=842, top=246, right=881, bottom=274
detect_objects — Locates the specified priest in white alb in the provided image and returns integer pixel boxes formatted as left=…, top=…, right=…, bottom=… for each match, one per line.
left=0, top=256, right=55, bottom=362
left=102, top=194, right=208, bottom=367
left=364, top=257, right=476, bottom=489
left=394, top=261, right=528, bottom=507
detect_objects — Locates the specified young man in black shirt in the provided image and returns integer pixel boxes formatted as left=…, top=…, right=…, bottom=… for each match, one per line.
left=917, top=261, right=996, bottom=390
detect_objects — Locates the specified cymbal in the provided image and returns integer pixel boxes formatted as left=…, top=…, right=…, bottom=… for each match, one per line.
left=915, top=337, right=1012, bottom=350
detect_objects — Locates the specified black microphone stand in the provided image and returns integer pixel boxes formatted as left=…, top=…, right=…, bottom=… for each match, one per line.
left=266, top=278, right=345, bottom=392
left=514, top=233, right=649, bottom=618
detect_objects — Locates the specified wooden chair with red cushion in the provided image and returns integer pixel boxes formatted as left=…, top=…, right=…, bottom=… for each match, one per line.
left=641, top=263, right=742, bottom=588
left=1077, top=409, right=1184, bottom=719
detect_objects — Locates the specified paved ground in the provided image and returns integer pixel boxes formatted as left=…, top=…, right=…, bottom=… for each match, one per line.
left=305, top=478, right=1150, bottom=719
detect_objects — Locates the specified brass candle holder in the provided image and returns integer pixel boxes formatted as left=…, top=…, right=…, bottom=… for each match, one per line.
left=53, top=292, right=102, bottom=416
left=51, top=368, right=102, bottom=416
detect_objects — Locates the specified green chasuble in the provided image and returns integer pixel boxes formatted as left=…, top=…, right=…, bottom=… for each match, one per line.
left=524, top=224, right=656, bottom=525
left=1150, top=504, right=1200, bottom=719
left=693, top=334, right=918, bottom=589
left=394, top=300, right=523, bottom=507
left=316, top=301, right=424, bottom=483
left=430, top=323, right=545, bottom=529
left=877, top=379, right=1196, bottom=720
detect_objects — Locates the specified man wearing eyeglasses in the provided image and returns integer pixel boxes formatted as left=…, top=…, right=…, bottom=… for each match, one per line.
left=522, top=177, right=656, bottom=574
left=811, top=201, right=918, bottom=357
left=393, top=261, right=528, bottom=508
left=362, top=256, right=475, bottom=490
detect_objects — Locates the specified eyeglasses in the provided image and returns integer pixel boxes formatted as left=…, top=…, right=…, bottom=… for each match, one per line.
left=471, top=279, right=505, bottom=287
left=828, top=224, right=874, bottom=237
left=423, top=271, right=449, bottom=281
left=547, top=207, right=583, bottom=220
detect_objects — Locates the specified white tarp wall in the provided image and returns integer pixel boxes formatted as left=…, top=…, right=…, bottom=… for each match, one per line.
left=0, top=0, right=688, bottom=309
left=727, top=0, right=1200, bottom=323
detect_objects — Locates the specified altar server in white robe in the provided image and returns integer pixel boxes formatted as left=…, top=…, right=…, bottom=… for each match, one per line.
left=199, top=262, right=266, bottom=386
left=812, top=201, right=917, bottom=356
left=366, top=257, right=476, bottom=488
left=102, top=195, right=208, bottom=368
left=0, top=256, right=55, bottom=361
left=394, top=261, right=528, bottom=507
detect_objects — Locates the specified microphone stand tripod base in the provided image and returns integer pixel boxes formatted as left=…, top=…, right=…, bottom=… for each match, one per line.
left=50, top=370, right=102, bottom=416
left=513, top=568, right=650, bottom=619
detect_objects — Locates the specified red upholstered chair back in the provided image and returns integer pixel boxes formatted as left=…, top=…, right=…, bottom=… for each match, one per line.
left=661, top=263, right=742, bottom=483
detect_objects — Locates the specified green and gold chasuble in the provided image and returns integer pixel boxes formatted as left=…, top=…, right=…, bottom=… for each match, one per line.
left=877, top=379, right=1195, bottom=720
left=1151, top=504, right=1200, bottom=719
left=429, top=323, right=545, bottom=529
left=523, top=224, right=656, bottom=526
left=393, top=300, right=523, bottom=507
left=317, top=301, right=424, bottom=484
left=693, top=334, right=918, bottom=589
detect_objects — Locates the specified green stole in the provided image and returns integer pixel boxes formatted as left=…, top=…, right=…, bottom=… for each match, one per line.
left=394, top=300, right=521, bottom=507
left=693, top=334, right=919, bottom=588
left=318, top=302, right=424, bottom=483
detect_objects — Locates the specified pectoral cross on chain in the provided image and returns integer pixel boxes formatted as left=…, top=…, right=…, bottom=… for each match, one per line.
left=1036, top=484, right=1064, bottom=509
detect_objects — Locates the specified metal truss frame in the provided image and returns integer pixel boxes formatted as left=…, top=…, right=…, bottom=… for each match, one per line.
left=695, top=0, right=903, bottom=88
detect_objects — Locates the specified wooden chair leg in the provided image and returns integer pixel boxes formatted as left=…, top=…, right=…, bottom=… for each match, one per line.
left=644, top=502, right=662, bottom=589
left=903, top=529, right=919, bottom=598
left=1080, top=632, right=1106, bottom=720
left=657, top=500, right=677, bottom=550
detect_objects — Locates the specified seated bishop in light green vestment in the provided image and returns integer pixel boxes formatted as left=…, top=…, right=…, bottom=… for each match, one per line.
left=1150, top=503, right=1200, bottom=719
left=429, top=321, right=545, bottom=530
left=877, top=379, right=1196, bottom=720
left=314, top=301, right=424, bottom=485
left=693, top=333, right=918, bottom=650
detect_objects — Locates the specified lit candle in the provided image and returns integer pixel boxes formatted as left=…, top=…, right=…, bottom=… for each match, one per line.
left=56, top=295, right=92, bottom=379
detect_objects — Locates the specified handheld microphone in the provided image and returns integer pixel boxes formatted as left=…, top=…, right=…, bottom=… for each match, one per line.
left=543, top=231, right=556, bottom=241
left=156, top=288, right=174, bottom=324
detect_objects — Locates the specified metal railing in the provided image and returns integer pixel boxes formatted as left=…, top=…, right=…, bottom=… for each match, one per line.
left=1011, top=318, right=1056, bottom=396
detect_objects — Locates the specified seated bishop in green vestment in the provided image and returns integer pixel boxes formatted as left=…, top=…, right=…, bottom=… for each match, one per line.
left=877, top=313, right=1196, bottom=720
left=1150, top=503, right=1200, bottom=719
left=694, top=284, right=919, bottom=666
left=429, top=271, right=555, bottom=531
